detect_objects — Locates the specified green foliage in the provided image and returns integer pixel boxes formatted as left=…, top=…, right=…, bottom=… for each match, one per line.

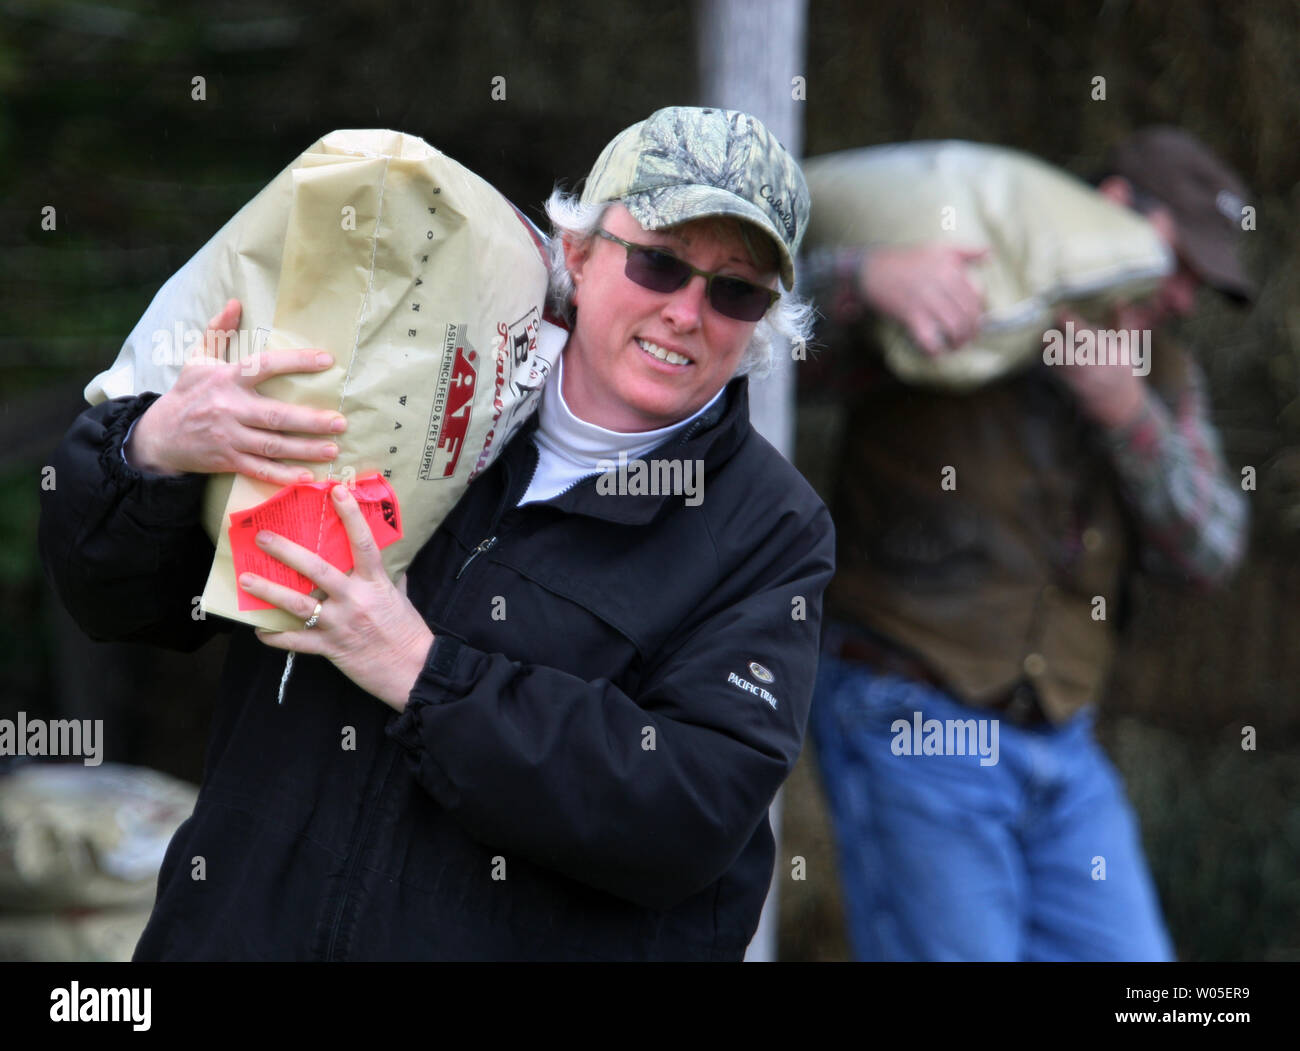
left=0, top=468, right=39, bottom=588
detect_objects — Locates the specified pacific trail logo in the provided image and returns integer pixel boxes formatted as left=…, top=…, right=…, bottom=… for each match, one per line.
left=727, top=667, right=778, bottom=709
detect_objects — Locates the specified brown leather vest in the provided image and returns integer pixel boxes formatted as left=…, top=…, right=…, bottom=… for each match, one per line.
left=825, top=345, right=1188, bottom=723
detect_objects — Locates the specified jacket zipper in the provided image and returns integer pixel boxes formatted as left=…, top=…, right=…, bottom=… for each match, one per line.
left=440, top=441, right=536, bottom=607
left=326, top=434, right=541, bottom=957
left=449, top=402, right=718, bottom=590
left=455, top=536, right=498, bottom=579
left=324, top=747, right=398, bottom=960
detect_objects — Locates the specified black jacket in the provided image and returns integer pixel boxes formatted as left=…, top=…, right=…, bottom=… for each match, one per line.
left=38, top=376, right=834, bottom=960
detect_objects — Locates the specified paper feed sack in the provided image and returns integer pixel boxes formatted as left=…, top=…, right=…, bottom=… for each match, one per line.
left=802, top=141, right=1173, bottom=390
left=85, top=129, right=560, bottom=629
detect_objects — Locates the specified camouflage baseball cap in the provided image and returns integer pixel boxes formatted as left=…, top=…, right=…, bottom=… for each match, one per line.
left=580, top=106, right=809, bottom=289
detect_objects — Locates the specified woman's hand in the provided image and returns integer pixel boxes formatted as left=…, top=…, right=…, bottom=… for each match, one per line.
left=244, top=483, right=435, bottom=711
left=126, top=299, right=347, bottom=485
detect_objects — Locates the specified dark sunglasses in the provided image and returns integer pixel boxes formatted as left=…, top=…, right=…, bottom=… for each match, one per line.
left=595, top=229, right=779, bottom=322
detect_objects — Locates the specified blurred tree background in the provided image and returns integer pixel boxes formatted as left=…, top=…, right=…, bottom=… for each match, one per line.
left=0, top=0, right=1295, bottom=960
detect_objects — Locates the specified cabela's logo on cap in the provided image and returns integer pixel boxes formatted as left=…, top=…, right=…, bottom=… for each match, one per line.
left=748, top=661, right=775, bottom=683
left=759, top=185, right=796, bottom=238
left=1215, top=189, right=1245, bottom=224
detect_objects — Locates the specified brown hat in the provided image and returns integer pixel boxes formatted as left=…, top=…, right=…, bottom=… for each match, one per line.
left=1104, top=126, right=1256, bottom=304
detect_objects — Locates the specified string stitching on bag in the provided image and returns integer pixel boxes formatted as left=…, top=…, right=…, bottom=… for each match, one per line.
left=281, top=154, right=392, bottom=706
left=317, top=153, right=390, bottom=561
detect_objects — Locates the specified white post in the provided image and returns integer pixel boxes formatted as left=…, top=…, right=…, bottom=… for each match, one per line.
left=696, top=0, right=808, bottom=963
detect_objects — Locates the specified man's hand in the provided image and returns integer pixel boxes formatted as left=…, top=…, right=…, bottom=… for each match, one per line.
left=1053, top=307, right=1147, bottom=428
left=859, top=243, right=989, bottom=355
left=126, top=299, right=346, bottom=485
left=245, top=483, right=435, bottom=712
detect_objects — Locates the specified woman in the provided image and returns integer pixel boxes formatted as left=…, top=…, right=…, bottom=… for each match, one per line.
left=39, top=106, right=834, bottom=960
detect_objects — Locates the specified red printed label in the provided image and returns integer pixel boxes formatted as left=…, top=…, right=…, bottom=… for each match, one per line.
left=435, top=341, right=477, bottom=478
left=228, top=473, right=403, bottom=611
left=420, top=323, right=477, bottom=480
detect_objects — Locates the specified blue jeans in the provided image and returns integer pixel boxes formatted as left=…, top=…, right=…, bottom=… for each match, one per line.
left=808, top=654, right=1175, bottom=961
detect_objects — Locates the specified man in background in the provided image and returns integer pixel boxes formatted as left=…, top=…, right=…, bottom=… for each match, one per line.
left=801, top=127, right=1254, bottom=960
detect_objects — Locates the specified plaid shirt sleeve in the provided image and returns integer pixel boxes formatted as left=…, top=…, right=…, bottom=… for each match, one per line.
left=798, top=246, right=870, bottom=324
left=796, top=247, right=891, bottom=397
left=1101, top=358, right=1248, bottom=587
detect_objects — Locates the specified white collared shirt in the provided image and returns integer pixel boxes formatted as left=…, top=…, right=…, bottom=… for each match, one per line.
left=518, top=355, right=724, bottom=505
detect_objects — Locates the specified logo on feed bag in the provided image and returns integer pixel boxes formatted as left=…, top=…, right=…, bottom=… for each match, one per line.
left=497, top=307, right=545, bottom=439
left=421, top=322, right=477, bottom=480
left=470, top=306, right=543, bottom=483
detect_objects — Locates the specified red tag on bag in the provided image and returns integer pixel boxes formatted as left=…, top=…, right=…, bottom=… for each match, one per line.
left=228, top=473, right=403, bottom=610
